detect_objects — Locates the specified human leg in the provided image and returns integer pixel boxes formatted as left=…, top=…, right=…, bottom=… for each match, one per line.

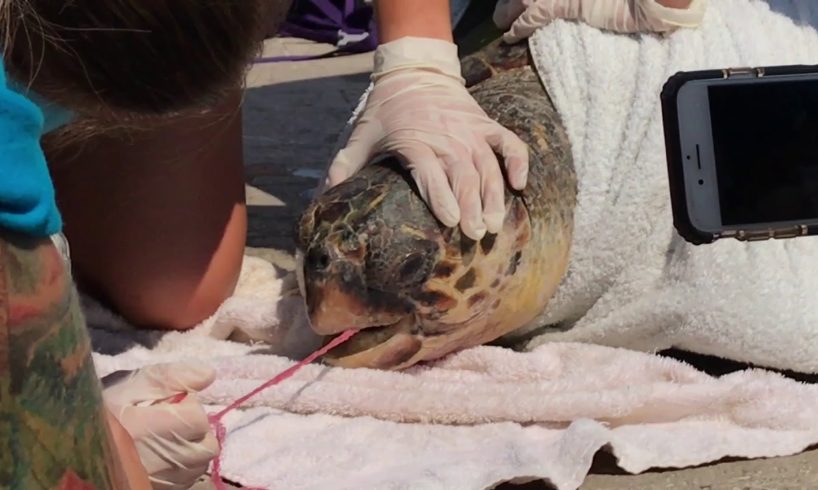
left=45, top=90, right=247, bottom=331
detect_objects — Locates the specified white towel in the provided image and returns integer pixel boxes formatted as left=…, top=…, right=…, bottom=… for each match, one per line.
left=513, top=0, right=818, bottom=374
left=88, top=255, right=818, bottom=490
left=86, top=255, right=323, bottom=363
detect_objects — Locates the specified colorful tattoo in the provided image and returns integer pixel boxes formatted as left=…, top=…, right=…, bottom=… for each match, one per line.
left=0, top=231, right=129, bottom=489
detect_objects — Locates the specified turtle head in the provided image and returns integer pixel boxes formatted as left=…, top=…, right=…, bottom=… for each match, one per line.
left=296, top=160, right=537, bottom=371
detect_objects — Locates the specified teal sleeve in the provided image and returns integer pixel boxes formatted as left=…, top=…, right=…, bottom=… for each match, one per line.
left=0, top=58, right=62, bottom=237
left=6, top=77, right=75, bottom=134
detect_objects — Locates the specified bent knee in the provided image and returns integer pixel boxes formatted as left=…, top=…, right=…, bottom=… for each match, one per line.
left=108, top=260, right=242, bottom=331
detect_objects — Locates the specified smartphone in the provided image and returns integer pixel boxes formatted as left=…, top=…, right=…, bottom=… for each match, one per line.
left=661, top=65, right=818, bottom=245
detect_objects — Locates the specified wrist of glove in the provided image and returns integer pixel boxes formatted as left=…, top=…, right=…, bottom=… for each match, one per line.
left=103, top=361, right=219, bottom=490
left=499, top=0, right=708, bottom=43
left=326, top=37, right=530, bottom=241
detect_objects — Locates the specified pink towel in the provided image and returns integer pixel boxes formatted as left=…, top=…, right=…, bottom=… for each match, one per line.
left=87, top=256, right=818, bottom=490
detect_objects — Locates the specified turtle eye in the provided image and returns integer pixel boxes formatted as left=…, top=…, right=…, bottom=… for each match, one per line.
left=365, top=236, right=439, bottom=293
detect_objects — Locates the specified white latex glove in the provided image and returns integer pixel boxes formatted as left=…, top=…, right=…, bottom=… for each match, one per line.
left=326, top=37, right=530, bottom=241
left=102, top=361, right=219, bottom=490
left=501, top=0, right=708, bottom=43
left=493, top=0, right=535, bottom=30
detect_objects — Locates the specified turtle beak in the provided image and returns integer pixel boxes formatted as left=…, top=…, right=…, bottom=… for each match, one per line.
left=306, top=278, right=404, bottom=335
left=322, top=318, right=422, bottom=370
left=303, top=257, right=408, bottom=335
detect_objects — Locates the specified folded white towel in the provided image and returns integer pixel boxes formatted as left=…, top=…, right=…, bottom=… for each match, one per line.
left=88, top=255, right=818, bottom=490
left=516, top=0, right=818, bottom=374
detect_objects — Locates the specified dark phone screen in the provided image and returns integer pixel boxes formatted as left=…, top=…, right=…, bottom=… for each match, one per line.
left=708, top=79, right=818, bottom=226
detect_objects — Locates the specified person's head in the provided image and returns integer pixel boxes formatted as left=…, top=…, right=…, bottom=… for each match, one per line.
left=1, top=0, right=284, bottom=120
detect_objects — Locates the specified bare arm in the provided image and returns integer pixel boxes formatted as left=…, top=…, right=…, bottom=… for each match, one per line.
left=0, top=231, right=148, bottom=489
left=374, top=0, right=693, bottom=43
left=375, top=0, right=454, bottom=43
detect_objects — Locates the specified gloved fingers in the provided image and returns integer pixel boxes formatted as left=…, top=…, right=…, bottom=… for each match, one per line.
left=133, top=412, right=218, bottom=489
left=102, top=368, right=151, bottom=405
left=327, top=122, right=382, bottom=188
left=327, top=148, right=367, bottom=188
left=471, top=141, right=506, bottom=235
left=142, top=427, right=219, bottom=471
left=442, top=152, right=486, bottom=240
left=583, top=1, right=641, bottom=32
left=117, top=396, right=212, bottom=442
left=640, top=0, right=709, bottom=31
left=148, top=462, right=211, bottom=490
left=503, top=0, right=707, bottom=41
left=503, top=0, right=565, bottom=44
left=104, top=361, right=216, bottom=406
left=401, top=145, right=461, bottom=228
left=142, top=361, right=215, bottom=395
left=485, top=127, right=530, bottom=190
left=199, top=425, right=220, bottom=459
left=493, top=0, right=535, bottom=30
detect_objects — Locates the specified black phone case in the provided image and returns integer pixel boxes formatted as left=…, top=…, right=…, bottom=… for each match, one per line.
left=660, top=64, right=818, bottom=245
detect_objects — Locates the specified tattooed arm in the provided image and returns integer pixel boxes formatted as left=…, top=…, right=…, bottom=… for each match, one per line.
left=0, top=230, right=149, bottom=489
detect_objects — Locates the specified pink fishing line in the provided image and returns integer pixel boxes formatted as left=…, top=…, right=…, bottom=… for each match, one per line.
left=207, top=329, right=358, bottom=489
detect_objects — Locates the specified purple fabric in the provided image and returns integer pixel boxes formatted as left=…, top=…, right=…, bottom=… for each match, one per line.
left=260, top=0, right=377, bottom=64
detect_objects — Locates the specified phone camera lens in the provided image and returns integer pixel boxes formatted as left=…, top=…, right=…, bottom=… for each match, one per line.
left=698, top=179, right=704, bottom=185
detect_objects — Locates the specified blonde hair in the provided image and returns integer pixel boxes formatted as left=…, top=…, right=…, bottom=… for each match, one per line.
left=1, top=0, right=283, bottom=117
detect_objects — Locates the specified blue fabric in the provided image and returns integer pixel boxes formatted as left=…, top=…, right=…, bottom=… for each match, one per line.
left=0, top=58, right=62, bottom=237
left=7, top=78, right=75, bottom=134
left=451, top=0, right=473, bottom=28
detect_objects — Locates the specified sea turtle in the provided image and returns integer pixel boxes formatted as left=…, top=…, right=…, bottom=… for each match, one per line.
left=296, top=37, right=578, bottom=370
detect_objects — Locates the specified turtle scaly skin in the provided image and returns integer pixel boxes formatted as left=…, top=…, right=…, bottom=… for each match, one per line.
left=460, top=39, right=533, bottom=87
left=296, top=40, right=577, bottom=370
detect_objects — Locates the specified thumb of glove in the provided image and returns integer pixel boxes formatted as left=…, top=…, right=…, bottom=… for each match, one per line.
left=140, top=361, right=216, bottom=395
left=502, top=0, right=565, bottom=43
left=103, top=361, right=216, bottom=407
left=327, top=114, right=384, bottom=189
left=493, top=0, right=534, bottom=30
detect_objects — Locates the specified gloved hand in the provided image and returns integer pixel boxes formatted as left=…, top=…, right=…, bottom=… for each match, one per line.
left=326, top=36, right=529, bottom=241
left=493, top=0, right=534, bottom=30
left=500, top=0, right=708, bottom=43
left=102, top=361, right=219, bottom=490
